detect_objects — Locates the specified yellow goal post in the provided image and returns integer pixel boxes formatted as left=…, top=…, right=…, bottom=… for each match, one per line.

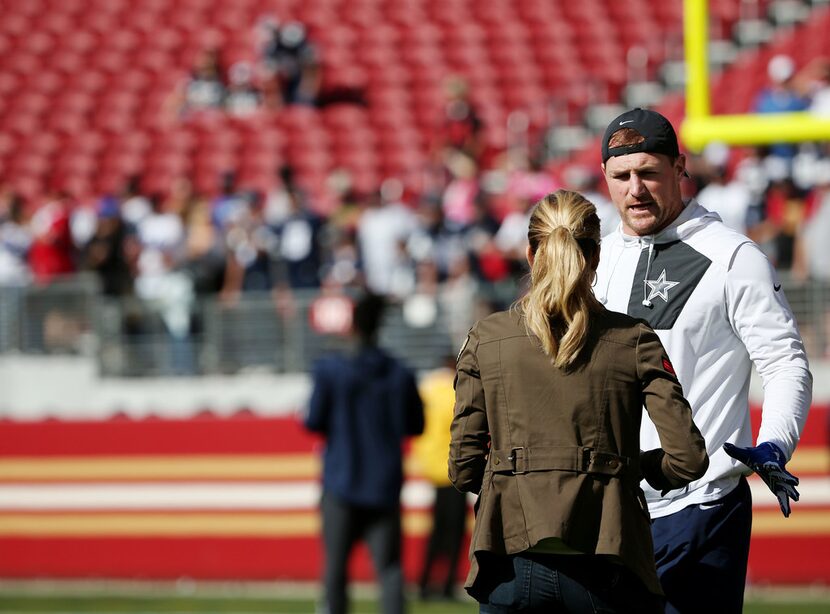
left=680, top=0, right=830, bottom=152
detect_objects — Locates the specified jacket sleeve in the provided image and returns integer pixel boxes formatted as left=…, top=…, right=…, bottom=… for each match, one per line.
left=725, top=242, right=812, bottom=459
left=304, top=360, right=331, bottom=434
left=448, top=325, right=489, bottom=493
left=637, top=323, right=709, bottom=491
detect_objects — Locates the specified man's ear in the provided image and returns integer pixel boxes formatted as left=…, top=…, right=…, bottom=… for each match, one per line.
left=676, top=154, right=688, bottom=179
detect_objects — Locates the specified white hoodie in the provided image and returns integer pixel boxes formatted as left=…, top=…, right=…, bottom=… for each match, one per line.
left=595, top=200, right=812, bottom=518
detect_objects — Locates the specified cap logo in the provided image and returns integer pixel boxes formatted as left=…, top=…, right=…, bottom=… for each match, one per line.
left=601, top=109, right=680, bottom=164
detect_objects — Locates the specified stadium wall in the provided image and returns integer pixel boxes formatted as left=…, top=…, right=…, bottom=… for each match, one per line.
left=0, top=359, right=828, bottom=586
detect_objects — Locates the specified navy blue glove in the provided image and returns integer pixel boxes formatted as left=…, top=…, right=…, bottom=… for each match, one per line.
left=723, top=442, right=799, bottom=517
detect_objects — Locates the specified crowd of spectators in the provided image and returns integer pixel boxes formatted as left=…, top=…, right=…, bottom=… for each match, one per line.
left=2, top=129, right=829, bottom=350
left=3, top=45, right=830, bottom=364
left=682, top=53, right=830, bottom=284
left=171, top=17, right=322, bottom=119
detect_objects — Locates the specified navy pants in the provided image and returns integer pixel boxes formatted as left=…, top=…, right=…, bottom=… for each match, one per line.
left=474, top=552, right=663, bottom=613
left=652, top=477, right=752, bottom=614
left=321, top=493, right=404, bottom=614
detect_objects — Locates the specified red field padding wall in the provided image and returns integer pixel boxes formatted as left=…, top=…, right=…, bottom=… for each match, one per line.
left=0, top=405, right=827, bottom=585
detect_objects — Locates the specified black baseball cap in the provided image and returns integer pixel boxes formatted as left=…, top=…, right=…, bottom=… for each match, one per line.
left=601, top=108, right=681, bottom=164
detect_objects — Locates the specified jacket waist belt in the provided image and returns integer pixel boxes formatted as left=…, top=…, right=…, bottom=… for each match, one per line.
left=489, top=446, right=629, bottom=477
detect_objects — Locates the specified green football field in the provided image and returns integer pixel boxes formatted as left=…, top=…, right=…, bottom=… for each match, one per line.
left=1, top=583, right=829, bottom=614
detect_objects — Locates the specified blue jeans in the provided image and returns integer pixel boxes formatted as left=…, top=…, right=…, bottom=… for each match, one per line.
left=652, top=477, right=752, bottom=614
left=474, top=552, right=662, bottom=613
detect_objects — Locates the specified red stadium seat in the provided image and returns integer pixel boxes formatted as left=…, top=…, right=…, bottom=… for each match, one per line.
left=0, top=0, right=826, bottom=210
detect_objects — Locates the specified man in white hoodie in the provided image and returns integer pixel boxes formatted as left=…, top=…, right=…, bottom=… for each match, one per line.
left=594, top=109, right=812, bottom=613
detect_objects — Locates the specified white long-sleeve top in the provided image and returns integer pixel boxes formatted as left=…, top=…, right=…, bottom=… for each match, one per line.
left=595, top=200, right=812, bottom=518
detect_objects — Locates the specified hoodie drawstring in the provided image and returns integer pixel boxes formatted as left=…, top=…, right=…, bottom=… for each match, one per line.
left=641, top=240, right=655, bottom=308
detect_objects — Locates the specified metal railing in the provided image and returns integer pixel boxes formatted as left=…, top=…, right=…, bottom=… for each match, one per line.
left=1, top=273, right=827, bottom=376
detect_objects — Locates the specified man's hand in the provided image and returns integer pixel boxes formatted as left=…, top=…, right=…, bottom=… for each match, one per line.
left=723, top=442, right=800, bottom=517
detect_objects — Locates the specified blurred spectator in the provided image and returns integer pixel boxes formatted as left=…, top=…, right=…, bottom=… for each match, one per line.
left=503, top=151, right=559, bottom=208
left=221, top=191, right=278, bottom=297
left=753, top=54, right=811, bottom=161
left=438, top=252, right=479, bottom=347
left=0, top=191, right=31, bottom=351
left=0, top=191, right=32, bottom=287
left=259, top=19, right=320, bottom=106
left=180, top=47, right=227, bottom=116
left=211, top=171, right=249, bottom=231
left=463, top=192, right=510, bottom=290
left=755, top=55, right=810, bottom=113
left=441, top=153, right=480, bottom=232
left=81, top=196, right=134, bottom=297
left=436, top=76, right=483, bottom=164
left=134, top=191, right=195, bottom=374
left=794, top=160, right=830, bottom=282
left=324, top=169, right=365, bottom=233
left=304, top=292, right=424, bottom=614
left=402, top=258, right=440, bottom=329
left=321, top=225, right=361, bottom=288
left=407, top=199, right=466, bottom=283
left=799, top=57, right=830, bottom=116
left=183, top=195, right=226, bottom=296
left=273, top=185, right=325, bottom=289
left=68, top=196, right=100, bottom=255
left=120, top=175, right=153, bottom=229
left=493, top=195, right=531, bottom=270
left=754, top=176, right=813, bottom=269
left=413, top=354, right=468, bottom=601
left=694, top=143, right=755, bottom=235
left=225, top=62, right=262, bottom=117
left=733, top=147, right=772, bottom=214
left=28, top=191, right=76, bottom=284
left=263, top=165, right=300, bottom=227
left=809, top=80, right=830, bottom=116
left=356, top=180, right=418, bottom=296
left=562, top=165, right=620, bottom=236
left=258, top=166, right=325, bottom=290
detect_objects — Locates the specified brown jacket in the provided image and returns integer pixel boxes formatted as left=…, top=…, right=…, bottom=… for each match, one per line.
left=449, top=308, right=708, bottom=595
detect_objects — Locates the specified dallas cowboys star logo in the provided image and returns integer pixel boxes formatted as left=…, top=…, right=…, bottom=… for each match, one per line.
left=644, top=269, right=680, bottom=303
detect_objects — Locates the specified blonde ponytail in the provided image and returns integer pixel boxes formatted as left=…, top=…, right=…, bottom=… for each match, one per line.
left=517, top=190, right=602, bottom=368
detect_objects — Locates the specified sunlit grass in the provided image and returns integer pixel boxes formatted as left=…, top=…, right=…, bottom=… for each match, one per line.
left=0, top=583, right=828, bottom=614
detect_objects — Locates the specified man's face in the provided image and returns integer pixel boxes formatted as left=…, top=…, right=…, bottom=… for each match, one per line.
left=602, top=152, right=686, bottom=236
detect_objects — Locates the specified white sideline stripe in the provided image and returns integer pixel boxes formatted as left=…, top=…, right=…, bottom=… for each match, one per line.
left=0, top=478, right=828, bottom=511
left=0, top=480, right=436, bottom=511
left=747, top=476, right=830, bottom=507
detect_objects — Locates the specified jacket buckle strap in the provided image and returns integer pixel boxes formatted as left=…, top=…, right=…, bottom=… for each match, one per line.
left=586, top=450, right=628, bottom=476
left=507, top=447, right=528, bottom=474
left=581, top=447, right=593, bottom=471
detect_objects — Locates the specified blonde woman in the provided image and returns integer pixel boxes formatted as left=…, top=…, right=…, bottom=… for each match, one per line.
left=449, top=190, right=708, bottom=613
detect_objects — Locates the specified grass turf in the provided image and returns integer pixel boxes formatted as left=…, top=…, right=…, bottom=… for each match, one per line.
left=1, top=593, right=830, bottom=614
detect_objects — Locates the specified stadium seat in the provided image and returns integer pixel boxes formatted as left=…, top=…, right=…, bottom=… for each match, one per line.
left=1, top=0, right=827, bottom=207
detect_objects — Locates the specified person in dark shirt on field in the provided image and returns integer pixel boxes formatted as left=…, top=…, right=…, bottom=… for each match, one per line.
left=305, top=292, right=425, bottom=614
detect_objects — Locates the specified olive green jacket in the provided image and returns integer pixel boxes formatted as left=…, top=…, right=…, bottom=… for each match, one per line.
left=449, top=308, right=708, bottom=595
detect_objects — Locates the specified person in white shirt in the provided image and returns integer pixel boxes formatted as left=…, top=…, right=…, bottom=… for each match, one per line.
left=594, top=109, right=812, bottom=614
left=357, top=180, right=418, bottom=297
left=694, top=142, right=754, bottom=235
